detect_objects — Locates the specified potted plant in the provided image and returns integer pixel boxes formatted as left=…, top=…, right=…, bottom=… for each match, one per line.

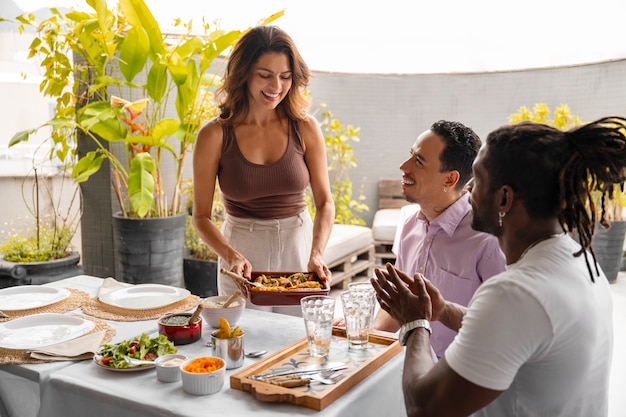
left=10, top=0, right=282, bottom=285
left=509, top=103, right=626, bottom=282
left=306, top=109, right=369, bottom=224
left=0, top=151, right=83, bottom=287
left=182, top=179, right=223, bottom=297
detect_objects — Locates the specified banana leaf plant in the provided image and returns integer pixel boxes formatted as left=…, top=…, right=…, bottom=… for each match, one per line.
left=11, top=0, right=283, bottom=218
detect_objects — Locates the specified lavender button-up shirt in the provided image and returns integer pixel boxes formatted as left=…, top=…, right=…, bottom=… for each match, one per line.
left=395, top=192, right=506, bottom=357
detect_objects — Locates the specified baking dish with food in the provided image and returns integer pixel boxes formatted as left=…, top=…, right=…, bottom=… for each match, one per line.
left=220, top=269, right=330, bottom=306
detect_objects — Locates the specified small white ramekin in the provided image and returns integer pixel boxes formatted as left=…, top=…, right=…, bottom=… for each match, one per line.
left=155, top=354, right=188, bottom=383
left=180, top=357, right=225, bottom=395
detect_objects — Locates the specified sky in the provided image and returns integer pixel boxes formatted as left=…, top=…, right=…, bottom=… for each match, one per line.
left=18, top=0, right=626, bottom=74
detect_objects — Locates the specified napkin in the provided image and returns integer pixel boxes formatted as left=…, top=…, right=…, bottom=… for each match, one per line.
left=29, top=330, right=107, bottom=361
left=98, top=277, right=132, bottom=298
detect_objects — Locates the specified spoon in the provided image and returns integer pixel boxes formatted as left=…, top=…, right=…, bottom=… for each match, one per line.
left=223, top=290, right=243, bottom=308
left=188, top=303, right=203, bottom=324
left=244, top=350, right=268, bottom=358
left=220, top=268, right=263, bottom=287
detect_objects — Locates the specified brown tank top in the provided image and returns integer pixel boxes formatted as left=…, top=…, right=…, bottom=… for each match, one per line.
left=217, top=119, right=310, bottom=219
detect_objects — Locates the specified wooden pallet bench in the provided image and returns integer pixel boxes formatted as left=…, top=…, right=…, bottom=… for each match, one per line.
left=372, top=179, right=410, bottom=266
left=324, top=224, right=375, bottom=289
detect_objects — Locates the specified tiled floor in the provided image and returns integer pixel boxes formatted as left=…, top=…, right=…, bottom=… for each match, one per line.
left=332, top=270, right=626, bottom=416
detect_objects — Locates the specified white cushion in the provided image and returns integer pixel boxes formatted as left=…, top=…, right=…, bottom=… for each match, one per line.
left=324, top=224, right=373, bottom=265
left=372, top=208, right=403, bottom=241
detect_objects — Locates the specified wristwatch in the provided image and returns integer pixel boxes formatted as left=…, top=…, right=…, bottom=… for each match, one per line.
left=399, top=319, right=431, bottom=346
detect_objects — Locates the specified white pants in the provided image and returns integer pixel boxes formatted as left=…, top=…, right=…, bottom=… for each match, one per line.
left=219, top=210, right=313, bottom=316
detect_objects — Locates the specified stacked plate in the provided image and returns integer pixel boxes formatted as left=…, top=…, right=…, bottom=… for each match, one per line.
left=0, top=285, right=95, bottom=350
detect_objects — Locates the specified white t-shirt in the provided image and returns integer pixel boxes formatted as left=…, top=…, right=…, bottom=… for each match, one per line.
left=445, top=234, right=613, bottom=417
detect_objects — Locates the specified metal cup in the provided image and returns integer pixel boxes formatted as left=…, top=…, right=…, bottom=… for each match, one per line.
left=208, top=330, right=245, bottom=369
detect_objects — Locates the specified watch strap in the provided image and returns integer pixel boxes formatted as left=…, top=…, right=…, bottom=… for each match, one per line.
left=399, top=319, right=431, bottom=346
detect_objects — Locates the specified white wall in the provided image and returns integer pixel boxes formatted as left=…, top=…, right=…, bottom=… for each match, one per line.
left=0, top=30, right=82, bottom=254
left=307, top=59, right=626, bottom=226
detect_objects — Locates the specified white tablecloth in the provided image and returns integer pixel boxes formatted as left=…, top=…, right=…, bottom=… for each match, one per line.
left=0, top=275, right=406, bottom=417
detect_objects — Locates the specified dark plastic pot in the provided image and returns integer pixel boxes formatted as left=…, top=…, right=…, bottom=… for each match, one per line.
left=112, top=213, right=185, bottom=286
left=0, top=251, right=83, bottom=288
left=592, top=220, right=626, bottom=283
left=183, top=258, right=218, bottom=297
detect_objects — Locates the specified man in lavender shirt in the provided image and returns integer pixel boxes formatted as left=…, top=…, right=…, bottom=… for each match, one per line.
left=373, top=120, right=506, bottom=357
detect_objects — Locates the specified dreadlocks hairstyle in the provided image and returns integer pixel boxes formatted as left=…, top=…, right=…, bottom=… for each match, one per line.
left=216, top=26, right=311, bottom=124
left=483, top=116, right=626, bottom=281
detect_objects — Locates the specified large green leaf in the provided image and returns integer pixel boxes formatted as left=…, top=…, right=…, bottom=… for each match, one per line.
left=129, top=135, right=175, bottom=154
left=176, top=37, right=204, bottom=60
left=78, top=103, right=126, bottom=141
left=167, top=51, right=188, bottom=86
left=72, top=151, right=105, bottom=183
left=119, top=0, right=164, bottom=55
left=147, top=62, right=167, bottom=102
left=85, top=119, right=127, bottom=142
left=119, top=26, right=150, bottom=82
left=201, top=30, right=242, bottom=73
left=128, top=152, right=155, bottom=218
left=152, top=118, right=179, bottom=140
left=175, top=60, right=197, bottom=120
left=80, top=101, right=115, bottom=116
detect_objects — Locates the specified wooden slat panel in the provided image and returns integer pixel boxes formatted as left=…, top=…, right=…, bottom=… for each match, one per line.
left=378, top=178, right=409, bottom=209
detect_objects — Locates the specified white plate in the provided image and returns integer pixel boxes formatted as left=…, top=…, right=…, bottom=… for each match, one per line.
left=93, top=357, right=155, bottom=372
left=0, top=286, right=71, bottom=310
left=0, top=313, right=95, bottom=349
left=99, top=284, right=191, bottom=310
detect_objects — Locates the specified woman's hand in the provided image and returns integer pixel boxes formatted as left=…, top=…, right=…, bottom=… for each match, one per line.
left=307, top=255, right=332, bottom=286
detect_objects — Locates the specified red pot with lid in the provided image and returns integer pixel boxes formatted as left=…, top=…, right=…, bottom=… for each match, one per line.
left=158, top=312, right=202, bottom=345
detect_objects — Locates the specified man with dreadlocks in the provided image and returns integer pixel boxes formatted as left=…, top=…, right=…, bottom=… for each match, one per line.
left=371, top=116, right=626, bottom=417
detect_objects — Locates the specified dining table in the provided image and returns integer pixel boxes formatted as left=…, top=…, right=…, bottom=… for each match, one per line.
left=0, top=275, right=407, bottom=417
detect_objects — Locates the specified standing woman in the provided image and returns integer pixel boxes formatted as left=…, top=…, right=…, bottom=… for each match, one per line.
left=192, top=26, right=335, bottom=314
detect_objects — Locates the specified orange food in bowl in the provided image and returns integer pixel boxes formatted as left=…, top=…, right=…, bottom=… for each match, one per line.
left=183, top=357, right=224, bottom=373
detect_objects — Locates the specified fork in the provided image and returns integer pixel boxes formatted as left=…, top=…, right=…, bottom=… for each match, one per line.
left=308, top=370, right=345, bottom=385
left=123, top=356, right=155, bottom=366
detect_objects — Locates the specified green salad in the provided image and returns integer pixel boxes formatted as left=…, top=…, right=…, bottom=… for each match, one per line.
left=97, top=333, right=176, bottom=369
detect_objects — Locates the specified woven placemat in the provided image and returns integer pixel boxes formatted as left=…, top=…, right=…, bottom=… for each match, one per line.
left=81, top=294, right=200, bottom=321
left=0, top=289, right=90, bottom=323
left=0, top=315, right=115, bottom=365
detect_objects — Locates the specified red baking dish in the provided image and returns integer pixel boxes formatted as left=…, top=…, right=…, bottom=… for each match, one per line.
left=246, top=272, right=330, bottom=306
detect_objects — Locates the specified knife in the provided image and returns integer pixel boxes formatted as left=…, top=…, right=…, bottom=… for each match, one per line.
left=249, top=361, right=347, bottom=380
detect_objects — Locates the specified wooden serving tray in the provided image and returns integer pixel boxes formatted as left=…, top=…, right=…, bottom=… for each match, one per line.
left=230, top=327, right=402, bottom=411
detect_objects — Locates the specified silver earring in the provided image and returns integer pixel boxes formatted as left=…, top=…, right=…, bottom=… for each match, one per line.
left=498, top=211, right=505, bottom=227
left=443, top=186, right=448, bottom=193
